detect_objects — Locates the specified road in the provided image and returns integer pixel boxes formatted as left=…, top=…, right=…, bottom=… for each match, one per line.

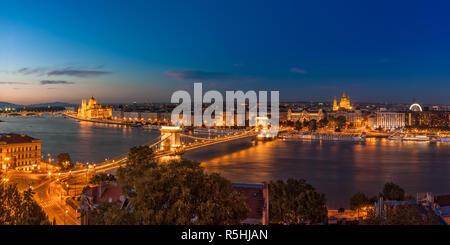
left=33, top=177, right=80, bottom=225
left=4, top=129, right=264, bottom=225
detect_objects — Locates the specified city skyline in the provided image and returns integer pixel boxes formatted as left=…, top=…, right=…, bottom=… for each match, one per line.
left=2, top=0, right=450, bottom=105
left=2, top=0, right=450, bottom=231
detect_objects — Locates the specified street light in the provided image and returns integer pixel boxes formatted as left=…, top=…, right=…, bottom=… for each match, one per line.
left=64, top=209, right=68, bottom=225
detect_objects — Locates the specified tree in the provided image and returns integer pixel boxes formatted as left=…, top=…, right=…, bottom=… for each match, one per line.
left=302, top=119, right=309, bottom=128
left=89, top=173, right=117, bottom=185
left=119, top=159, right=249, bottom=225
left=116, top=146, right=156, bottom=193
left=56, top=153, right=73, bottom=170
left=318, top=118, right=328, bottom=128
left=363, top=204, right=441, bottom=225
left=269, top=179, right=327, bottom=224
left=381, top=182, right=405, bottom=201
left=0, top=184, right=50, bottom=225
left=294, top=120, right=302, bottom=131
left=350, top=192, right=370, bottom=218
left=335, top=116, right=346, bottom=129
left=92, top=146, right=250, bottom=225
left=285, top=120, right=294, bottom=127
left=88, top=201, right=135, bottom=225
left=308, top=119, right=317, bottom=132
left=328, top=116, right=346, bottom=131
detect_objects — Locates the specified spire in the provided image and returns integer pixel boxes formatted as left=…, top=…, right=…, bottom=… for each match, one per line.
left=342, top=92, right=346, bottom=98
left=333, top=96, right=339, bottom=111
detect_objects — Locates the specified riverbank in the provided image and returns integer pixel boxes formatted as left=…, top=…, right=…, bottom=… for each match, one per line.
left=281, top=132, right=366, bottom=142
left=1, top=116, right=159, bottom=164
left=63, top=113, right=140, bottom=127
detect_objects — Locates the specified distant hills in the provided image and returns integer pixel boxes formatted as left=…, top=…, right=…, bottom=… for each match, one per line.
left=26, top=102, right=75, bottom=108
left=0, top=102, right=20, bottom=108
left=0, top=102, right=75, bottom=108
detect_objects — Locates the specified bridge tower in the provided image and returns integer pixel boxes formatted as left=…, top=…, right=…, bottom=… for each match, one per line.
left=160, top=126, right=182, bottom=152
left=255, top=116, right=277, bottom=140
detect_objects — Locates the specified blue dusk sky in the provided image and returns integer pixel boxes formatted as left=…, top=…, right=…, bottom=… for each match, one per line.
left=1, top=0, right=450, bottom=105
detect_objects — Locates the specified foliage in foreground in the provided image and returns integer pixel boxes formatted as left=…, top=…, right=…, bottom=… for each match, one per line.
left=89, top=146, right=249, bottom=225
left=351, top=182, right=442, bottom=225
left=269, top=179, right=328, bottom=224
left=0, top=184, right=50, bottom=225
left=362, top=204, right=441, bottom=225
left=89, top=173, right=117, bottom=185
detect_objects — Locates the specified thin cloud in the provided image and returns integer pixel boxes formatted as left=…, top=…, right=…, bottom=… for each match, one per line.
left=165, top=70, right=232, bottom=81
left=16, top=67, right=48, bottom=76
left=290, top=67, right=308, bottom=74
left=0, top=81, right=29, bottom=85
left=47, top=69, right=111, bottom=78
left=40, top=80, right=75, bottom=85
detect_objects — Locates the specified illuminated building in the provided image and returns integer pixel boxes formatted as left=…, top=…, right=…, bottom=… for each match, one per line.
left=123, top=111, right=140, bottom=121
left=408, top=111, right=450, bottom=128
left=140, top=112, right=159, bottom=122
left=77, top=96, right=112, bottom=120
left=0, top=133, right=41, bottom=171
left=333, top=92, right=353, bottom=111
left=328, top=110, right=363, bottom=126
left=375, top=112, right=405, bottom=129
left=111, top=110, right=124, bottom=121
left=287, top=109, right=325, bottom=122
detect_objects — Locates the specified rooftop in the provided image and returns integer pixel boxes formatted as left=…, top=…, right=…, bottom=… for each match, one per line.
left=82, top=183, right=124, bottom=205
left=0, top=133, right=40, bottom=144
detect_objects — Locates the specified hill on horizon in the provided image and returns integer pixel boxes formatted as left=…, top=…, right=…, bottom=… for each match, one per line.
left=0, top=101, right=75, bottom=108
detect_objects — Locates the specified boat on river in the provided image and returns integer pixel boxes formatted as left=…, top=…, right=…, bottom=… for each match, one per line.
left=402, top=135, right=430, bottom=142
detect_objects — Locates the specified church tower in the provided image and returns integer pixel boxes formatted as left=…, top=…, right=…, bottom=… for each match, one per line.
left=338, top=92, right=352, bottom=110
left=333, top=96, right=339, bottom=111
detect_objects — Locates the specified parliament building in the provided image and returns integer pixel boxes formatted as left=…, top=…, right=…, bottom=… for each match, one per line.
left=77, top=96, right=112, bottom=120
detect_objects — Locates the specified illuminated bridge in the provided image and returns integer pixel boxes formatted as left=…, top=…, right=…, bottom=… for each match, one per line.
left=59, top=121, right=283, bottom=177
left=0, top=111, right=61, bottom=116
left=29, top=118, right=283, bottom=225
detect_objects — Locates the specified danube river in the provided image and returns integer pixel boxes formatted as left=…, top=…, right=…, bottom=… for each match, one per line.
left=186, top=138, right=450, bottom=208
left=1, top=116, right=449, bottom=208
left=0, top=116, right=160, bottom=163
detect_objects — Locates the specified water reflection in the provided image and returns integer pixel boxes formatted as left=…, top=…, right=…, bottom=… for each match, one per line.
left=185, top=138, right=450, bottom=208
left=0, top=116, right=159, bottom=164
left=2, top=116, right=449, bottom=208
